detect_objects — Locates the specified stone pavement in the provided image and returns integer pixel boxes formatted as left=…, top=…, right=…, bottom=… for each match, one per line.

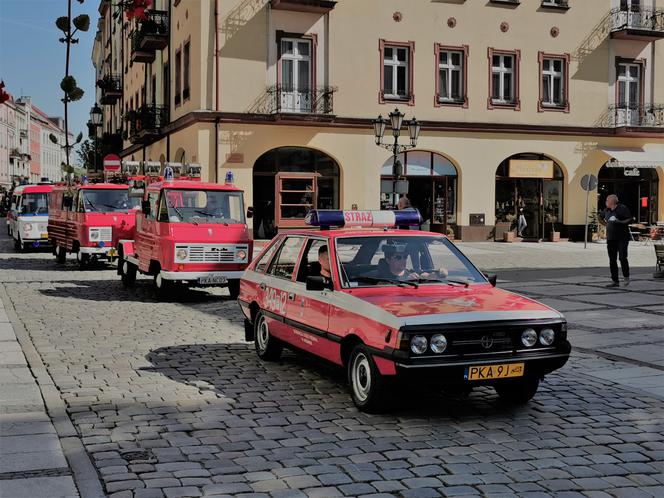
left=0, top=230, right=663, bottom=497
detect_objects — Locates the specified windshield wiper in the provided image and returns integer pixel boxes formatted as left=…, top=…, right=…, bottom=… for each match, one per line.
left=85, top=200, right=98, bottom=212
left=195, top=209, right=218, bottom=217
left=352, top=275, right=419, bottom=288
left=415, top=273, right=471, bottom=287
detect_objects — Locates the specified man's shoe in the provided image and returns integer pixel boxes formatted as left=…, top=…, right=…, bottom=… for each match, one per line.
left=606, top=281, right=619, bottom=288
left=623, top=278, right=630, bottom=287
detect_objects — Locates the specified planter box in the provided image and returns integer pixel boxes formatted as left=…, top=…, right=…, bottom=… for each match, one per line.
left=503, top=231, right=515, bottom=243
left=495, top=222, right=512, bottom=241
left=549, top=231, right=560, bottom=242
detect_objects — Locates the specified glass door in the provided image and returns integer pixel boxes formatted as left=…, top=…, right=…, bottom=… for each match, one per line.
left=275, top=172, right=318, bottom=229
left=515, top=179, right=542, bottom=239
left=431, top=178, right=449, bottom=234
left=280, top=38, right=312, bottom=113
left=617, top=63, right=641, bottom=126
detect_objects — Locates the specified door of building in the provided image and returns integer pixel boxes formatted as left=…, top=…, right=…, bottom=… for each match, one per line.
left=515, top=179, right=542, bottom=240
left=617, top=62, right=641, bottom=126
left=275, top=172, right=318, bottom=230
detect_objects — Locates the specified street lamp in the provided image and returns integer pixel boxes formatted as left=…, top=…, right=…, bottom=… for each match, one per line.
left=89, top=104, right=103, bottom=173
left=373, top=108, right=421, bottom=203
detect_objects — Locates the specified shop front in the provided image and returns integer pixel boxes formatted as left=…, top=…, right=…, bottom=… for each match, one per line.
left=380, top=150, right=457, bottom=234
left=598, top=163, right=659, bottom=225
left=495, top=154, right=565, bottom=241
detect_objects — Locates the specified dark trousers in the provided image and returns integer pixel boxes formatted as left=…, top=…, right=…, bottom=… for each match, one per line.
left=607, top=239, right=630, bottom=282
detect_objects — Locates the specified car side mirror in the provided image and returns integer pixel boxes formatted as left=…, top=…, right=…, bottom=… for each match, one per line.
left=141, top=199, right=151, bottom=215
left=63, top=197, right=73, bottom=209
left=483, top=272, right=497, bottom=287
left=306, top=276, right=332, bottom=291
left=246, top=206, right=254, bottom=219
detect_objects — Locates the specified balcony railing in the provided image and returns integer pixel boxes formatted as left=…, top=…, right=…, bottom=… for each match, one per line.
left=541, top=0, right=569, bottom=8
left=252, top=86, right=336, bottom=116
left=128, top=105, right=169, bottom=143
left=610, top=8, right=664, bottom=39
left=130, top=10, right=169, bottom=64
left=97, top=75, right=122, bottom=105
left=599, top=104, right=664, bottom=128
left=102, top=132, right=124, bottom=153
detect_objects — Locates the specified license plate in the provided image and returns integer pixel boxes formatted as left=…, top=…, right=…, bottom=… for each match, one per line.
left=41, top=233, right=49, bottom=238
left=199, top=275, right=227, bottom=285
left=465, top=363, right=524, bottom=381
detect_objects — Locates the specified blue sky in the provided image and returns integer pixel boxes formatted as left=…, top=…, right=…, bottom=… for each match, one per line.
left=0, top=0, right=98, bottom=145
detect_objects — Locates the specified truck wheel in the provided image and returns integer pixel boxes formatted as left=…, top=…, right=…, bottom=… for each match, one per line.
left=227, top=279, right=240, bottom=299
left=254, top=312, right=282, bottom=361
left=348, top=345, right=389, bottom=413
left=494, top=377, right=540, bottom=404
left=76, top=251, right=90, bottom=270
left=55, top=245, right=66, bottom=264
left=153, top=272, right=173, bottom=300
left=121, top=261, right=137, bottom=287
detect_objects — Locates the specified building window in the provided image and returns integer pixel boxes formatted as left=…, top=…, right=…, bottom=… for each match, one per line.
left=278, top=36, right=314, bottom=113
left=541, top=0, right=569, bottom=8
left=175, top=48, right=181, bottom=107
left=435, top=44, right=468, bottom=107
left=379, top=40, right=414, bottom=105
left=183, top=41, right=190, bottom=101
left=615, top=58, right=644, bottom=126
left=539, top=53, right=569, bottom=112
left=488, top=48, right=520, bottom=110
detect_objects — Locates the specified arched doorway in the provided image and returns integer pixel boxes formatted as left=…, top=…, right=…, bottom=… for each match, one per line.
left=174, top=148, right=186, bottom=163
left=495, top=153, right=564, bottom=240
left=598, top=164, right=659, bottom=224
left=253, top=147, right=341, bottom=239
left=380, top=150, right=458, bottom=233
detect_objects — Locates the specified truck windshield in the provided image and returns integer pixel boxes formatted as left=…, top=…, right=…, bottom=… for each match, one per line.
left=82, top=189, right=138, bottom=213
left=19, top=193, right=49, bottom=215
left=163, top=189, right=245, bottom=224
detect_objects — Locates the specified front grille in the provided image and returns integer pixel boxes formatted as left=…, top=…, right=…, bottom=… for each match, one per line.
left=449, top=330, right=514, bottom=354
left=181, top=244, right=247, bottom=263
left=98, top=227, right=113, bottom=242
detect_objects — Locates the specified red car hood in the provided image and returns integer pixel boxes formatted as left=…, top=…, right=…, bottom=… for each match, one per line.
left=345, top=284, right=563, bottom=326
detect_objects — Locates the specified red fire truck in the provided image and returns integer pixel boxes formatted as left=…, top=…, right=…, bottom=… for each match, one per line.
left=48, top=171, right=139, bottom=268
left=117, top=168, right=252, bottom=299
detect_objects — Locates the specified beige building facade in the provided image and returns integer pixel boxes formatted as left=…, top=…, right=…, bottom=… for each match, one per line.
left=93, top=0, right=664, bottom=240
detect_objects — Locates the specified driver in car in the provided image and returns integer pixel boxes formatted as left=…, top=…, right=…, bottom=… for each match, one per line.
left=365, top=242, right=448, bottom=282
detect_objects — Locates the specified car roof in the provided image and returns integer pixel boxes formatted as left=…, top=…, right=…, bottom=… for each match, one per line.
left=279, top=229, right=445, bottom=239
left=79, top=183, right=130, bottom=190
left=14, top=185, right=53, bottom=194
left=147, top=180, right=243, bottom=192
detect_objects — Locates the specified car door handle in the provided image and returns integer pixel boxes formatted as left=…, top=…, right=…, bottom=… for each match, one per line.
left=259, top=283, right=266, bottom=290
left=288, top=292, right=295, bottom=301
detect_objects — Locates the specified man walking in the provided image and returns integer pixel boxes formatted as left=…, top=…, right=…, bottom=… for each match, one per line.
left=600, top=194, right=633, bottom=287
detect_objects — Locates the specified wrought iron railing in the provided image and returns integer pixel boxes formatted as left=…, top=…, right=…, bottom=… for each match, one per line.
left=128, top=105, right=169, bottom=141
left=541, top=0, right=568, bottom=7
left=610, top=7, right=664, bottom=33
left=598, top=104, right=664, bottom=128
left=251, top=86, right=336, bottom=115
left=131, top=10, right=169, bottom=52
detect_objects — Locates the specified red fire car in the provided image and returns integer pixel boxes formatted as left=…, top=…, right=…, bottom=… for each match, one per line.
left=238, top=210, right=571, bottom=412
left=117, top=168, right=252, bottom=299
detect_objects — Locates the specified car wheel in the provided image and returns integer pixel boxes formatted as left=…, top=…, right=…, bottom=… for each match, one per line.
left=254, top=312, right=282, bottom=361
left=494, top=377, right=540, bottom=404
left=55, top=245, right=66, bottom=264
left=76, top=251, right=90, bottom=269
left=348, top=345, right=389, bottom=413
left=227, top=279, right=240, bottom=299
left=121, top=260, right=137, bottom=287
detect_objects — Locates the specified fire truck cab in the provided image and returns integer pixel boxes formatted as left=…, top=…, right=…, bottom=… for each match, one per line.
left=10, top=184, right=53, bottom=251
left=117, top=167, right=252, bottom=299
left=48, top=174, right=139, bottom=268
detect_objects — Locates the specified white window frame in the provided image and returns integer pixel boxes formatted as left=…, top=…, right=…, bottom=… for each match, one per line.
left=383, top=45, right=409, bottom=99
left=491, top=54, right=515, bottom=104
left=280, top=37, right=312, bottom=93
left=438, top=50, right=464, bottom=103
left=617, top=62, right=641, bottom=108
left=541, top=57, right=565, bottom=107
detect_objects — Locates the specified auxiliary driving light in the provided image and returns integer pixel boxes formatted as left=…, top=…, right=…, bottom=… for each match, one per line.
left=539, top=328, right=555, bottom=346
left=176, top=249, right=188, bottom=261
left=430, top=334, right=447, bottom=354
left=24, top=223, right=33, bottom=232
left=410, top=335, right=428, bottom=355
left=521, top=328, right=538, bottom=347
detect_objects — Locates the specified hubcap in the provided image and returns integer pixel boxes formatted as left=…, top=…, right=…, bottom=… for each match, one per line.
left=123, top=261, right=129, bottom=275
left=257, top=318, right=269, bottom=352
left=351, top=353, right=371, bottom=402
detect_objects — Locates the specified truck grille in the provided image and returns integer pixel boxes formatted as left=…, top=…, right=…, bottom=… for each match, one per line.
left=181, top=244, right=248, bottom=263
left=97, top=227, right=113, bottom=242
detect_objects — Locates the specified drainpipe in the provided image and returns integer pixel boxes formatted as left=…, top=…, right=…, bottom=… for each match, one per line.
left=214, top=0, right=220, bottom=183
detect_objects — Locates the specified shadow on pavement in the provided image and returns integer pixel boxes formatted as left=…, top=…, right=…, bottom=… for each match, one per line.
left=493, top=265, right=657, bottom=282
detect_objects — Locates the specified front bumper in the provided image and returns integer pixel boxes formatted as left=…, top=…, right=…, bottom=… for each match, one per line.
left=160, top=270, right=245, bottom=281
left=79, top=246, right=117, bottom=256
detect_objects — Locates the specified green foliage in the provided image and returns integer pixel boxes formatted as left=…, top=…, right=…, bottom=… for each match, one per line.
left=60, top=76, right=76, bottom=93
left=56, top=16, right=70, bottom=32
left=49, top=134, right=59, bottom=145
left=69, top=87, right=84, bottom=101
left=73, top=14, right=90, bottom=32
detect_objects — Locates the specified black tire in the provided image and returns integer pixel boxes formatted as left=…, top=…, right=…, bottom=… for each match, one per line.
left=153, top=271, right=173, bottom=300
left=227, top=279, right=240, bottom=299
left=14, top=236, right=25, bottom=252
left=254, top=312, right=283, bottom=361
left=76, top=251, right=90, bottom=270
left=56, top=245, right=66, bottom=264
left=494, top=377, right=540, bottom=404
left=347, top=344, right=390, bottom=413
left=120, top=260, right=137, bottom=287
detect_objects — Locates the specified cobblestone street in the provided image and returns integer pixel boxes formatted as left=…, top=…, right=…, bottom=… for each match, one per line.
left=1, top=232, right=663, bottom=498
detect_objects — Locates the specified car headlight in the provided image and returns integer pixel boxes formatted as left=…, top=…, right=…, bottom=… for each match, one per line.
left=176, top=248, right=188, bottom=261
left=410, top=335, right=428, bottom=355
left=24, top=223, right=33, bottom=231
left=89, top=229, right=100, bottom=241
left=521, top=328, right=538, bottom=347
left=430, top=334, right=447, bottom=354
left=236, top=250, right=247, bottom=261
left=539, top=328, right=555, bottom=346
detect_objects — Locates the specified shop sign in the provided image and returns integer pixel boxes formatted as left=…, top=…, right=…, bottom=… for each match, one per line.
left=624, top=167, right=640, bottom=177
left=509, top=160, right=554, bottom=179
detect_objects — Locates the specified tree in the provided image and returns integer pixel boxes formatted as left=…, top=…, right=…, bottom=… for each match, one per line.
left=77, top=138, right=103, bottom=173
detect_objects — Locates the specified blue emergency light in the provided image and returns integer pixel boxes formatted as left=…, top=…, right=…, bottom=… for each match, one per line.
left=305, top=209, right=422, bottom=230
left=81, top=176, right=88, bottom=185
left=163, top=167, right=174, bottom=181
left=225, top=171, right=234, bottom=185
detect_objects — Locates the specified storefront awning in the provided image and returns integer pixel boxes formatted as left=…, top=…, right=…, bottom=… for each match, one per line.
left=600, top=147, right=663, bottom=169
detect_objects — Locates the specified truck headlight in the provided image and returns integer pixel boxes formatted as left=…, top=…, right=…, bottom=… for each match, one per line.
left=236, top=249, right=247, bottom=261
left=521, top=328, right=538, bottom=347
left=24, top=223, right=33, bottom=231
left=410, top=335, right=428, bottom=355
left=175, top=248, right=188, bottom=261
left=539, top=328, right=555, bottom=346
left=430, top=334, right=447, bottom=354
left=89, top=229, right=100, bottom=241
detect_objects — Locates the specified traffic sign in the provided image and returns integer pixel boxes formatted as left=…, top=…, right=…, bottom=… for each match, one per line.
left=581, top=174, right=598, bottom=191
left=103, top=154, right=121, bottom=172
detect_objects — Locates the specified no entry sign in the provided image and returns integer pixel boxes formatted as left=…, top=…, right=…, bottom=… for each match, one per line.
left=103, top=154, right=121, bottom=172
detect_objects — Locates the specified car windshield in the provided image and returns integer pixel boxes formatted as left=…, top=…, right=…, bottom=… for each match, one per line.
left=335, top=235, right=485, bottom=287
left=19, top=193, right=49, bottom=215
left=82, top=189, right=138, bottom=213
left=163, top=189, right=245, bottom=224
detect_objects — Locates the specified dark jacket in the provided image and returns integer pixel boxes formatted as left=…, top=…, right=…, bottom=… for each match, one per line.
left=602, top=204, right=633, bottom=241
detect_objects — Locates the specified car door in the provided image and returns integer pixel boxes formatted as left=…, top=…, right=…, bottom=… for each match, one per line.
left=136, top=190, right=160, bottom=273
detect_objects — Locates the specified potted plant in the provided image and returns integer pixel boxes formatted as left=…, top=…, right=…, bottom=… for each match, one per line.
left=503, top=214, right=516, bottom=242
left=446, top=226, right=455, bottom=241
left=546, top=213, right=560, bottom=242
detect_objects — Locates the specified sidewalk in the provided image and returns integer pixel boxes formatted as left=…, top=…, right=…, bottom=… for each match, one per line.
left=0, top=301, right=78, bottom=498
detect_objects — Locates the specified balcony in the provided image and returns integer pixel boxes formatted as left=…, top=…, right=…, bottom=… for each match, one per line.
left=97, top=75, right=122, bottom=105
left=599, top=104, right=664, bottom=130
left=102, top=132, right=123, bottom=153
left=9, top=148, right=21, bottom=159
left=270, top=0, right=336, bottom=14
left=130, top=10, right=169, bottom=64
left=540, top=0, right=569, bottom=9
left=128, top=105, right=169, bottom=144
left=610, top=8, right=664, bottom=40
left=252, top=86, right=336, bottom=117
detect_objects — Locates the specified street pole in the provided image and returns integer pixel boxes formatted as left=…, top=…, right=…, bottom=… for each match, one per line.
left=584, top=186, right=590, bottom=250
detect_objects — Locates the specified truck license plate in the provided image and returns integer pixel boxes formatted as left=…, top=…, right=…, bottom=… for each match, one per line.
left=41, top=233, right=49, bottom=238
left=199, top=275, right=227, bottom=285
left=465, top=363, right=524, bottom=381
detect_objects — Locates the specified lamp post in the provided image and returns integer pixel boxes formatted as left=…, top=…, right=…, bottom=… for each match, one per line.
left=89, top=104, right=103, bottom=173
left=372, top=108, right=421, bottom=207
